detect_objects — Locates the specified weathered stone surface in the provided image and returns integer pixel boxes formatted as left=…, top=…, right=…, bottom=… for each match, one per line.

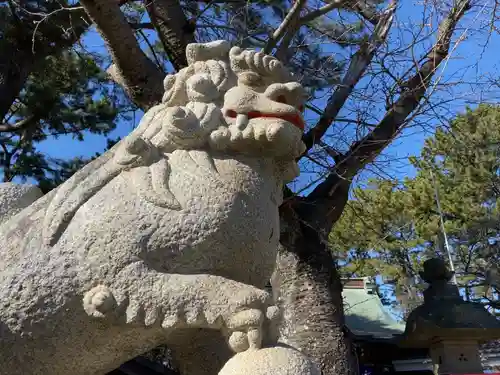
left=0, top=182, right=42, bottom=224
left=402, top=258, right=500, bottom=347
left=218, top=345, right=321, bottom=375
left=401, top=258, right=500, bottom=375
left=0, top=41, right=306, bottom=375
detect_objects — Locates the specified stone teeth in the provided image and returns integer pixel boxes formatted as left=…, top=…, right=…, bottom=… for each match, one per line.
left=242, top=124, right=254, bottom=140
left=144, top=306, right=163, bottom=326
left=229, top=128, right=244, bottom=143
left=254, top=126, right=267, bottom=141
left=185, top=308, right=206, bottom=325
left=125, top=301, right=144, bottom=324
left=235, top=114, right=249, bottom=130
left=265, top=124, right=282, bottom=143
left=161, top=314, right=178, bottom=329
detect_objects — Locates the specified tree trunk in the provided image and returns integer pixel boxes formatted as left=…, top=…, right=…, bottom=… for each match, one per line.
left=273, top=194, right=358, bottom=375
left=80, top=0, right=165, bottom=109
left=0, top=3, right=91, bottom=122
left=144, top=0, right=195, bottom=71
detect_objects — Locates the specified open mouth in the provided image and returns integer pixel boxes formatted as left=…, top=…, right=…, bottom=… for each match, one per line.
left=225, top=109, right=305, bottom=131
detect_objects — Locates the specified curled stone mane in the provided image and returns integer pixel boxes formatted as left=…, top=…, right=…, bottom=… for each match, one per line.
left=41, top=40, right=302, bottom=247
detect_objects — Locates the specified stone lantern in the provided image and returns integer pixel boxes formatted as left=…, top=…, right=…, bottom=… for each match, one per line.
left=399, top=258, right=500, bottom=375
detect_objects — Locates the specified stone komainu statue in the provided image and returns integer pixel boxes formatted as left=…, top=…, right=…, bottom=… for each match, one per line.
left=0, top=41, right=310, bottom=375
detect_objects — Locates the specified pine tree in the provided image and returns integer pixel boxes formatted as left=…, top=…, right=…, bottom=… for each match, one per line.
left=331, top=179, right=426, bottom=319
left=409, top=104, right=500, bottom=307
left=0, top=50, right=130, bottom=191
left=0, top=1, right=131, bottom=190
left=334, top=104, right=500, bottom=316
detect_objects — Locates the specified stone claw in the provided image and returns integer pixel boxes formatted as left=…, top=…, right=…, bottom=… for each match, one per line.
left=226, top=309, right=264, bottom=353
left=225, top=305, right=282, bottom=353
left=83, top=285, right=117, bottom=319
left=219, top=285, right=276, bottom=353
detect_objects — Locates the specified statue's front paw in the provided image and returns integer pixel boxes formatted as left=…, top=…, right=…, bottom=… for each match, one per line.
left=226, top=309, right=265, bottom=353
left=217, top=286, right=275, bottom=353
left=225, top=305, right=282, bottom=353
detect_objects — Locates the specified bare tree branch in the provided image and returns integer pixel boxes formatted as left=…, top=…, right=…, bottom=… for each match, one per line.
left=143, top=0, right=196, bottom=71
left=309, top=0, right=472, bottom=202
left=275, top=0, right=361, bottom=61
left=264, top=0, right=308, bottom=55
left=80, top=0, right=164, bottom=109
left=0, top=115, right=37, bottom=132
left=351, top=0, right=381, bottom=25
left=300, top=0, right=351, bottom=24
left=321, top=0, right=380, bottom=24
left=301, top=0, right=396, bottom=154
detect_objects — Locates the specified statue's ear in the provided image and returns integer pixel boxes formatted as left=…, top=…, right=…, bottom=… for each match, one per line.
left=186, top=40, right=232, bottom=65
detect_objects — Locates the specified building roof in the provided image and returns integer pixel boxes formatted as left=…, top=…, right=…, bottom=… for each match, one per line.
left=342, top=277, right=405, bottom=340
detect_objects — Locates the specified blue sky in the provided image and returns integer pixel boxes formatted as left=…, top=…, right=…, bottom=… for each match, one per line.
left=32, top=1, right=500, bottom=190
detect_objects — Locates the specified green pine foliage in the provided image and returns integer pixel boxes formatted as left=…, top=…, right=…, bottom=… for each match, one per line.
left=20, top=52, right=119, bottom=141
left=331, top=178, right=426, bottom=318
left=0, top=49, right=131, bottom=190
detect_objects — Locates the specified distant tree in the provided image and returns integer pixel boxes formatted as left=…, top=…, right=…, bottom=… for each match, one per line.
left=334, top=104, right=500, bottom=317
left=409, top=104, right=500, bottom=309
left=0, top=1, right=89, bottom=119
left=331, top=178, right=426, bottom=319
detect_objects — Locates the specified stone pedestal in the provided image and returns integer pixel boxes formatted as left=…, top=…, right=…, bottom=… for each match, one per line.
left=399, top=258, right=500, bottom=375
left=218, top=345, right=321, bottom=375
left=429, top=340, right=483, bottom=374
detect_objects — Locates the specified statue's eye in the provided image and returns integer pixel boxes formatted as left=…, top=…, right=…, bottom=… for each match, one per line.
left=274, top=93, right=304, bottom=112
left=277, top=95, right=288, bottom=104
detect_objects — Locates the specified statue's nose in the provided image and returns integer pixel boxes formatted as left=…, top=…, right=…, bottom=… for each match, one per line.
left=264, top=83, right=306, bottom=111
left=223, top=82, right=305, bottom=117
